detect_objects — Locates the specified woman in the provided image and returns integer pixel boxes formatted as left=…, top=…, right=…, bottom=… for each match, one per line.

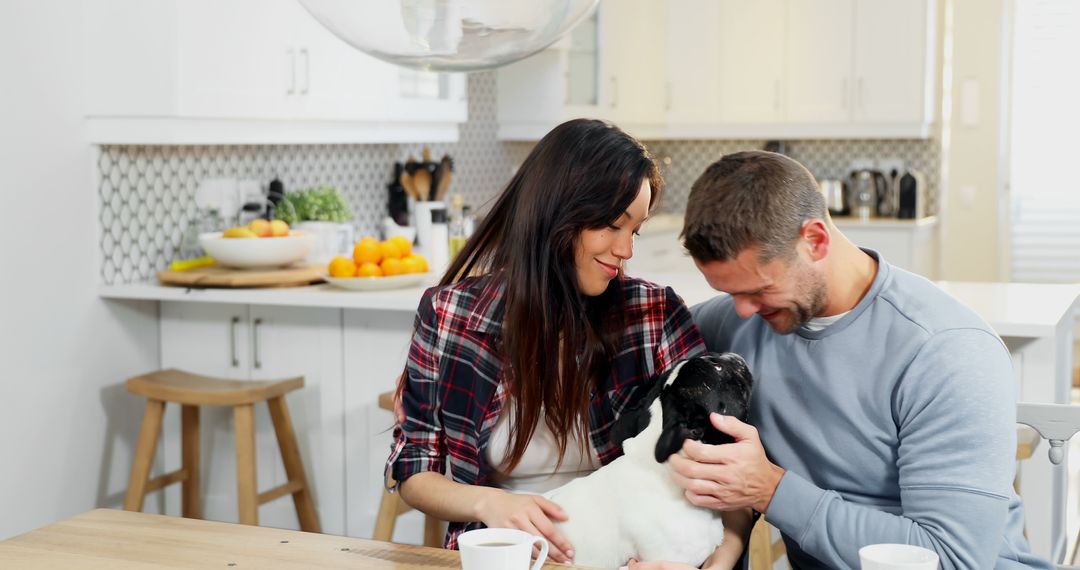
left=386, top=119, right=748, bottom=568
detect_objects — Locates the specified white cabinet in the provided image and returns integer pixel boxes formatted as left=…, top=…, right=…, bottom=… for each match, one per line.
left=84, top=0, right=466, bottom=144
left=665, top=0, right=723, bottom=128
left=158, top=302, right=346, bottom=535
left=497, top=0, right=667, bottom=140
left=785, top=0, right=854, bottom=124
left=717, top=0, right=788, bottom=125
left=853, top=0, right=936, bottom=125
left=342, top=309, right=419, bottom=541
left=501, top=0, right=936, bottom=140
left=832, top=216, right=939, bottom=278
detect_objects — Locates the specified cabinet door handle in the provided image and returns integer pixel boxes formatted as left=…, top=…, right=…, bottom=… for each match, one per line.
left=299, top=48, right=310, bottom=94
left=252, top=318, right=263, bottom=370
left=286, top=48, right=296, bottom=95
left=773, top=80, right=781, bottom=112
left=610, top=77, right=618, bottom=108
left=665, top=81, right=672, bottom=112
left=563, top=69, right=570, bottom=105
left=841, top=77, right=849, bottom=110
left=230, top=316, right=241, bottom=367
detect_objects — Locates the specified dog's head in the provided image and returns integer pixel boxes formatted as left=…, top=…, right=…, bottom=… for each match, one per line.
left=611, top=352, right=753, bottom=463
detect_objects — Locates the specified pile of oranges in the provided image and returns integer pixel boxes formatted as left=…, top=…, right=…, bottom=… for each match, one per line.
left=327, top=236, right=429, bottom=278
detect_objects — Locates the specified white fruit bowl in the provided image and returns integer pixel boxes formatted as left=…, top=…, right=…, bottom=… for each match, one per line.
left=199, top=232, right=315, bottom=269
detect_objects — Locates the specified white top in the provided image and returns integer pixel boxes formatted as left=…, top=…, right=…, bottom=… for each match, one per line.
left=485, top=408, right=600, bottom=495
left=802, top=311, right=850, bottom=332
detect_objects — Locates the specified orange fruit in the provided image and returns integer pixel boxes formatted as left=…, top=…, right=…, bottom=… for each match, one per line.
left=248, top=219, right=272, bottom=237
left=400, top=256, right=423, bottom=274
left=353, top=237, right=381, bottom=265
left=389, top=235, right=413, bottom=257
left=406, top=253, right=429, bottom=273
left=356, top=261, right=383, bottom=277
left=328, top=256, right=357, bottom=278
left=381, top=257, right=404, bottom=276
left=270, top=219, right=289, bottom=237
left=378, top=240, right=403, bottom=261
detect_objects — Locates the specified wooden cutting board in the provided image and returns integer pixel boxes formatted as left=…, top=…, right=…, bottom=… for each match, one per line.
left=157, top=263, right=325, bottom=288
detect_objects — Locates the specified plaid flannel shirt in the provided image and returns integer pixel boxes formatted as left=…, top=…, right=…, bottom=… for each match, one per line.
left=386, top=274, right=704, bottom=548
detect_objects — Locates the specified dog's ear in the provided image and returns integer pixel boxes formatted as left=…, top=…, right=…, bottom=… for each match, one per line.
left=611, top=368, right=669, bottom=450
left=654, top=419, right=684, bottom=463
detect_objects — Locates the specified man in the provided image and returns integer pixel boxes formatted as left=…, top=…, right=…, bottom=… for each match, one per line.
left=669, top=151, right=1049, bottom=569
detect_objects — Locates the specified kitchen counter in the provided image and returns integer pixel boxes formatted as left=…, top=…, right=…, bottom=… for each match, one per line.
left=99, top=280, right=436, bottom=312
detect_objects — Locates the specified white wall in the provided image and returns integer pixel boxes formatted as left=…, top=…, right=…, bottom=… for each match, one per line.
left=0, top=1, right=161, bottom=539
left=938, top=0, right=1010, bottom=281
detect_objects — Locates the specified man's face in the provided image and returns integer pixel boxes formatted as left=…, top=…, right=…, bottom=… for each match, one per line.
left=694, top=246, right=827, bottom=334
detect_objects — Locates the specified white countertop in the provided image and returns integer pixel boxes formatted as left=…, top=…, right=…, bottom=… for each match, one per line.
left=100, top=281, right=434, bottom=312
left=101, top=275, right=1080, bottom=340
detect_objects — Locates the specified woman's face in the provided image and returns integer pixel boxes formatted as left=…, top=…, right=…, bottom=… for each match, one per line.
left=575, top=179, right=652, bottom=296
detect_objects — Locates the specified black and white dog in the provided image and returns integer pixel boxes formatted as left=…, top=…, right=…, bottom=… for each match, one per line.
left=542, top=352, right=754, bottom=569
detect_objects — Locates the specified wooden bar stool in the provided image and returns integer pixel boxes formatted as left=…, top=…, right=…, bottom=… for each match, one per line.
left=122, top=368, right=321, bottom=533
left=373, top=390, right=443, bottom=546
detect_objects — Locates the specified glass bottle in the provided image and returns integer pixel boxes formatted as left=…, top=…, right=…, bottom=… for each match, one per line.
left=448, top=193, right=467, bottom=261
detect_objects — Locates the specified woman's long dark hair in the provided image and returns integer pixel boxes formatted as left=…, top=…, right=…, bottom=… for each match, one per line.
left=441, top=119, right=663, bottom=472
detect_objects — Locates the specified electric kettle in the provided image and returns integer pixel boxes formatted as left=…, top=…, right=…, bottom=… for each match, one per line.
left=848, top=170, right=888, bottom=220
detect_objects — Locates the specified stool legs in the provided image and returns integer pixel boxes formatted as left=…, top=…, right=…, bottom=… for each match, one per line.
left=267, top=396, right=321, bottom=533
left=124, top=399, right=165, bottom=513
left=234, top=403, right=259, bottom=526
left=180, top=405, right=201, bottom=519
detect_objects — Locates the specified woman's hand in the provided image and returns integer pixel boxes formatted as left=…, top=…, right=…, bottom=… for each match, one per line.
left=474, top=490, right=575, bottom=564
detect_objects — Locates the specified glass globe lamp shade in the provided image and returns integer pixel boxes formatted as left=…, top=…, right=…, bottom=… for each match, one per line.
left=298, top=0, right=600, bottom=72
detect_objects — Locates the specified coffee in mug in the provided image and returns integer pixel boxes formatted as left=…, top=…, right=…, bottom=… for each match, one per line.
left=458, top=528, right=548, bottom=570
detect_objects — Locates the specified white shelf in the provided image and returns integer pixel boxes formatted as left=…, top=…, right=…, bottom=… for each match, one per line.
left=831, top=215, right=938, bottom=229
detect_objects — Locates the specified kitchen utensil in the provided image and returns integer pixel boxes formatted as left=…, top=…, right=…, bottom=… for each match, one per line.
left=399, top=169, right=418, bottom=201
left=848, top=169, right=888, bottom=220
left=157, top=263, right=324, bottom=288
left=819, top=179, right=848, bottom=217
left=412, top=168, right=432, bottom=201
left=434, top=155, right=454, bottom=201
left=323, top=272, right=431, bottom=291
left=198, top=231, right=315, bottom=269
left=897, top=169, right=928, bottom=219
left=388, top=163, right=410, bottom=226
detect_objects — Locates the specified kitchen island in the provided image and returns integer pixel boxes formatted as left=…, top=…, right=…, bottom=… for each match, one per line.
left=101, top=274, right=1078, bottom=559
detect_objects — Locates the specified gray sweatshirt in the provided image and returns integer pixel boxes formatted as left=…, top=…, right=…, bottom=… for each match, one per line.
left=690, top=250, right=1050, bottom=569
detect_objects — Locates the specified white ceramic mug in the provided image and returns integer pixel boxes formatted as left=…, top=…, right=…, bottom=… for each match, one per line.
left=458, top=528, right=548, bottom=570
left=859, top=543, right=939, bottom=570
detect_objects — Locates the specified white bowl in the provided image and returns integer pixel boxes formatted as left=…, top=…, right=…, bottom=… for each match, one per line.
left=199, top=231, right=315, bottom=269
left=323, top=272, right=431, bottom=291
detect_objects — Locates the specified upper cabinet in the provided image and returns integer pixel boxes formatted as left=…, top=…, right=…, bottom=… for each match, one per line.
left=498, top=0, right=937, bottom=140
left=496, top=0, right=668, bottom=140
left=84, top=0, right=467, bottom=144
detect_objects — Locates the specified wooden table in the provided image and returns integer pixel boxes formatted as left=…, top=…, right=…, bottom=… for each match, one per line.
left=0, top=509, right=593, bottom=569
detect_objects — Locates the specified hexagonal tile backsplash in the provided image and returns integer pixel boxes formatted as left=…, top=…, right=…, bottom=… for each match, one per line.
left=98, top=72, right=938, bottom=285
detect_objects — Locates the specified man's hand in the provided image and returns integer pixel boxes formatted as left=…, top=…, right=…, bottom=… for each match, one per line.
left=668, top=413, right=785, bottom=513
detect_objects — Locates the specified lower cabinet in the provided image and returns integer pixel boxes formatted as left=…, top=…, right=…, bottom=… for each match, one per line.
left=159, top=302, right=346, bottom=535
left=342, top=308, right=420, bottom=542
left=157, top=301, right=422, bottom=541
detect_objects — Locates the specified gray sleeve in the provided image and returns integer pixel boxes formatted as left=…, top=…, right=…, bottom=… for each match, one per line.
left=690, top=294, right=735, bottom=353
left=765, top=328, right=1026, bottom=569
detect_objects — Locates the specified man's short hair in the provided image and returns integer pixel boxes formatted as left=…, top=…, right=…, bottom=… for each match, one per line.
left=681, top=150, right=826, bottom=263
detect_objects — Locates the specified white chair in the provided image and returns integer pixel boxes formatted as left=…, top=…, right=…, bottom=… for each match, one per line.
left=1017, top=402, right=1080, bottom=569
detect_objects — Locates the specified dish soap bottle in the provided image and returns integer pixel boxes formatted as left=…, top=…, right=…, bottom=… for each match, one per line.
left=448, top=193, right=467, bottom=261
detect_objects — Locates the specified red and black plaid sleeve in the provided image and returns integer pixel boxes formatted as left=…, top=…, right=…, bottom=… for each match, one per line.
left=387, top=287, right=446, bottom=486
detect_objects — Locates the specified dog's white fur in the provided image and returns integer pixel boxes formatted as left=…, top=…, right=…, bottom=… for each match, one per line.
left=542, top=397, right=725, bottom=568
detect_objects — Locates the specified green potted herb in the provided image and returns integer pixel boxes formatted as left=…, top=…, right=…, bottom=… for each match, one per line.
left=274, top=187, right=355, bottom=263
